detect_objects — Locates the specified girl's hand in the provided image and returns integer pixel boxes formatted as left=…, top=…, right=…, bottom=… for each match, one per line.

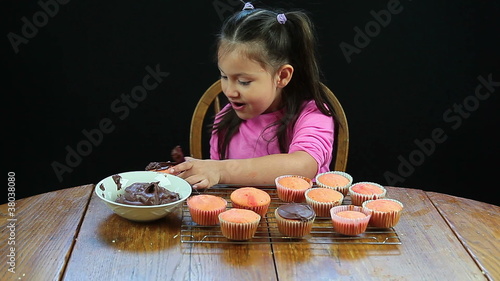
left=169, top=157, right=222, bottom=189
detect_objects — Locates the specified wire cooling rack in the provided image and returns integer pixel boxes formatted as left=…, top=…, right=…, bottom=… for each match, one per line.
left=180, top=185, right=402, bottom=245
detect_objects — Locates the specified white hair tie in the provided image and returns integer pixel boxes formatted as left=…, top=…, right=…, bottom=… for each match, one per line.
left=277, top=13, right=287, bottom=24
left=242, top=2, right=254, bottom=10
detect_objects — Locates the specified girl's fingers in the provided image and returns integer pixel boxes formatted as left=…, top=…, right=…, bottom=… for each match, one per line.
left=170, top=157, right=199, bottom=174
left=192, top=178, right=210, bottom=189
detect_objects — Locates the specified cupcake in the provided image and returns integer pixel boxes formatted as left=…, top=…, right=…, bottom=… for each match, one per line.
left=274, top=203, right=315, bottom=237
left=230, top=187, right=271, bottom=218
left=349, top=182, right=387, bottom=206
left=330, top=205, right=372, bottom=236
left=362, top=198, right=404, bottom=228
left=275, top=175, right=313, bottom=203
left=315, top=171, right=353, bottom=196
left=304, top=188, right=344, bottom=217
left=218, top=208, right=261, bottom=241
left=187, top=194, right=227, bottom=225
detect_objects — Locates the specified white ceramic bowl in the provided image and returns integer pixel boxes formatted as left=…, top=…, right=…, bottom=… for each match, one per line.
left=95, top=171, right=192, bottom=222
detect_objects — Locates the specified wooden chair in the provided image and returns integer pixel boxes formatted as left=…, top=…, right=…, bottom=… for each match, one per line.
left=189, top=80, right=349, bottom=171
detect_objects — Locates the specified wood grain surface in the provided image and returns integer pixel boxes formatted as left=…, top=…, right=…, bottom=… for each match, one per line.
left=1, top=184, right=497, bottom=281
left=0, top=185, right=93, bottom=281
left=427, top=191, right=500, bottom=281
left=271, top=187, right=488, bottom=281
left=63, top=189, right=276, bottom=281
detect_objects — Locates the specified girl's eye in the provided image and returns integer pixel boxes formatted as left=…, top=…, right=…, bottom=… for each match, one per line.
left=220, top=75, right=251, bottom=85
left=238, top=80, right=251, bottom=86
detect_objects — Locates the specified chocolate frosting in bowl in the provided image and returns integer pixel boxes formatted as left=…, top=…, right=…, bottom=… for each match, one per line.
left=115, top=181, right=180, bottom=206
left=277, top=203, right=315, bottom=222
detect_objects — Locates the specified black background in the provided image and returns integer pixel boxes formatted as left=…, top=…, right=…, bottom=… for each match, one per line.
left=3, top=0, right=499, bottom=205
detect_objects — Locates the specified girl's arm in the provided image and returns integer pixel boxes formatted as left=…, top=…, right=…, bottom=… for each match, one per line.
left=170, top=151, right=317, bottom=189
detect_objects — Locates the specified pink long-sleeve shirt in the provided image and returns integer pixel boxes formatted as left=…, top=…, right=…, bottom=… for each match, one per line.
left=210, top=100, right=334, bottom=174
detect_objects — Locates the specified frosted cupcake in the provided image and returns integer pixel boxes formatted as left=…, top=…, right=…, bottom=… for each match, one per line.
left=330, top=205, right=372, bottom=236
left=275, top=175, right=313, bottom=203
left=274, top=203, right=316, bottom=237
left=230, top=187, right=271, bottom=218
left=348, top=182, right=387, bottom=206
left=187, top=195, right=227, bottom=225
left=304, top=188, right=344, bottom=217
left=218, top=208, right=261, bottom=241
left=362, top=198, right=404, bottom=228
left=315, top=171, right=353, bottom=196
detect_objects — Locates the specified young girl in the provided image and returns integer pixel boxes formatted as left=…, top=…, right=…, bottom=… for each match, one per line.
left=171, top=2, right=339, bottom=189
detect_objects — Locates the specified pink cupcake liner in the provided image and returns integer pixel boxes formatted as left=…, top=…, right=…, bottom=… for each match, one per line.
left=348, top=182, right=387, bottom=206
left=305, top=198, right=343, bottom=217
left=231, top=202, right=269, bottom=218
left=362, top=199, right=403, bottom=228
left=275, top=175, right=313, bottom=203
left=187, top=195, right=228, bottom=225
left=330, top=205, right=372, bottom=236
left=274, top=209, right=315, bottom=237
left=219, top=216, right=260, bottom=240
left=304, top=188, right=344, bottom=217
left=315, top=171, right=353, bottom=196
left=188, top=206, right=227, bottom=225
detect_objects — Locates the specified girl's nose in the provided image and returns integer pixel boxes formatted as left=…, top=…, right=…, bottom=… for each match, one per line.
left=223, top=80, right=239, bottom=98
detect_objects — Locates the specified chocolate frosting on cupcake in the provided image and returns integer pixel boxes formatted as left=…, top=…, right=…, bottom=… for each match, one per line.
left=277, top=203, right=315, bottom=222
left=115, top=181, right=180, bottom=206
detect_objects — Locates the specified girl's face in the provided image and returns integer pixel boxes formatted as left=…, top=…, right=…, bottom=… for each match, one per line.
left=218, top=48, right=282, bottom=120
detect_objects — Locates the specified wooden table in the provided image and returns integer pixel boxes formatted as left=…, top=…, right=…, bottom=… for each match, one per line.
left=1, top=185, right=498, bottom=281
